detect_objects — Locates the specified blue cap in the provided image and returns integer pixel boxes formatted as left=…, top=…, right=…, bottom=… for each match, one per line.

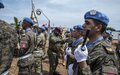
left=67, top=28, right=73, bottom=32
left=39, top=26, right=45, bottom=31
left=84, top=10, right=109, bottom=25
left=70, top=28, right=73, bottom=32
left=73, top=25, right=83, bottom=31
left=23, top=17, right=34, bottom=25
left=105, top=30, right=112, bottom=35
left=43, top=26, right=48, bottom=30
left=0, top=1, right=4, bottom=8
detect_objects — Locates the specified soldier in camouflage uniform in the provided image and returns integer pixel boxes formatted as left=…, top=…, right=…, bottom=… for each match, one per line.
left=74, top=10, right=118, bottom=75
left=103, top=30, right=112, bottom=46
left=17, top=17, right=35, bottom=75
left=42, top=26, right=49, bottom=59
left=65, top=25, right=84, bottom=75
left=116, top=36, right=120, bottom=74
left=0, top=20, right=18, bottom=75
left=48, top=27, right=66, bottom=75
left=33, top=26, right=45, bottom=75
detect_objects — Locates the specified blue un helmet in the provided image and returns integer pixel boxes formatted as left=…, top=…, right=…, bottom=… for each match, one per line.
left=23, top=17, right=34, bottom=25
left=0, top=0, right=4, bottom=8
left=84, top=10, right=109, bottom=25
left=105, top=30, right=112, bottom=35
left=73, top=25, right=83, bottom=31
left=38, top=25, right=46, bottom=32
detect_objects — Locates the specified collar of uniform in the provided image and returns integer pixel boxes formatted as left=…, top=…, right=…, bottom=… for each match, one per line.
left=86, top=36, right=103, bottom=48
left=25, top=28, right=32, bottom=33
left=72, top=37, right=83, bottom=46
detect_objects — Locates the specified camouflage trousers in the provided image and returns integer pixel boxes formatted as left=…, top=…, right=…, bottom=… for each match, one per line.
left=18, top=54, right=34, bottom=75
left=33, top=50, right=44, bottom=74
left=34, top=57, right=42, bottom=74
left=48, top=50, right=59, bottom=75
left=18, top=65, right=33, bottom=75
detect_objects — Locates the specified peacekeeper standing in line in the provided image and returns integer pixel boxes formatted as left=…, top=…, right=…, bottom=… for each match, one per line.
left=33, top=26, right=45, bottom=75
left=103, top=30, right=112, bottom=46
left=116, top=35, right=120, bottom=74
left=74, top=10, right=118, bottom=75
left=65, top=25, right=84, bottom=75
left=17, top=17, right=35, bottom=75
left=48, top=27, right=66, bottom=75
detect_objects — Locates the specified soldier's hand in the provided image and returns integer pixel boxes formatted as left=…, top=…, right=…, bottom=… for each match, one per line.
left=65, top=47, right=72, bottom=56
left=74, top=45, right=88, bottom=62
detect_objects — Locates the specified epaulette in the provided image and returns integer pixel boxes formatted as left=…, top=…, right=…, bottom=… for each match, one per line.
left=100, top=41, right=114, bottom=54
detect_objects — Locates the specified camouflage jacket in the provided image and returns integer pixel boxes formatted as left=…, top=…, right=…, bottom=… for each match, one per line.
left=0, top=20, right=18, bottom=74
left=36, top=33, right=45, bottom=50
left=18, top=29, right=35, bottom=67
left=77, top=40, right=118, bottom=75
left=49, top=33, right=66, bottom=53
left=18, top=29, right=35, bottom=56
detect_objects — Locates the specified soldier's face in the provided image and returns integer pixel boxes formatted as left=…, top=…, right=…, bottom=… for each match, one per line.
left=22, top=21, right=27, bottom=29
left=72, top=29, right=81, bottom=38
left=84, top=19, right=97, bottom=37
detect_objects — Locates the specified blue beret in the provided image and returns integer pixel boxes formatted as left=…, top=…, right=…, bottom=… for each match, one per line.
left=84, top=10, right=109, bottom=25
left=73, top=25, right=83, bottom=31
left=105, top=30, right=112, bottom=35
left=23, top=17, right=34, bottom=25
left=0, top=1, right=4, bottom=8
left=70, top=28, right=73, bottom=32
left=43, top=26, right=48, bottom=30
left=67, top=28, right=73, bottom=32
left=39, top=26, right=45, bottom=31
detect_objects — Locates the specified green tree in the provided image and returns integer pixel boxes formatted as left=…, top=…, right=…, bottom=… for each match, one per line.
left=106, top=27, right=116, bottom=31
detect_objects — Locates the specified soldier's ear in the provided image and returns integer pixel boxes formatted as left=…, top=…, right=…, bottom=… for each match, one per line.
left=96, top=24, right=102, bottom=31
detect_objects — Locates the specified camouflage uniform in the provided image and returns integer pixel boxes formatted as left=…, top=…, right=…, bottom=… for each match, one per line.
left=75, top=40, right=118, bottom=75
left=18, top=28, right=35, bottom=75
left=116, top=43, right=120, bottom=74
left=0, top=20, right=18, bottom=75
left=74, top=10, right=118, bottom=75
left=33, top=32, right=45, bottom=74
left=48, top=33, right=65, bottom=75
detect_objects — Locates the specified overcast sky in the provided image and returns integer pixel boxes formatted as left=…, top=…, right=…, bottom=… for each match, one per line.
left=0, top=0, right=120, bottom=30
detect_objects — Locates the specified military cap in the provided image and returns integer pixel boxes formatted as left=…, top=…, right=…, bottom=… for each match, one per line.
left=70, top=28, right=73, bottom=32
left=105, top=30, right=112, bottom=35
left=39, top=26, right=45, bottom=31
left=84, top=10, right=109, bottom=25
left=43, top=26, right=48, bottom=30
left=54, top=27, right=61, bottom=33
left=0, top=1, right=4, bottom=8
left=23, top=17, right=34, bottom=25
left=73, top=25, right=83, bottom=31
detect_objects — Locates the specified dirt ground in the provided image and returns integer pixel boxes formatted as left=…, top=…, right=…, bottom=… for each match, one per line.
left=42, top=58, right=67, bottom=75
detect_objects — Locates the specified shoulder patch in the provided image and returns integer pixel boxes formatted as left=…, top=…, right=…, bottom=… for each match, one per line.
left=106, top=47, right=113, bottom=52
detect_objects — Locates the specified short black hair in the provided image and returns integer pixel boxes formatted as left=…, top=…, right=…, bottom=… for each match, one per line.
left=92, top=19, right=107, bottom=34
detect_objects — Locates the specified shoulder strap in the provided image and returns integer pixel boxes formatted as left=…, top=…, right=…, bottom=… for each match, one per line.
left=25, top=33, right=31, bottom=54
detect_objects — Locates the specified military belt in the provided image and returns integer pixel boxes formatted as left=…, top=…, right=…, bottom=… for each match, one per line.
left=1, top=70, right=9, bottom=75
left=18, top=53, right=32, bottom=60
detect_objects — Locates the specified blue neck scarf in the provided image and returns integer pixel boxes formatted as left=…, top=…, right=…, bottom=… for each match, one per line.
left=25, top=28, right=32, bottom=33
left=86, top=36, right=103, bottom=49
left=72, top=37, right=83, bottom=46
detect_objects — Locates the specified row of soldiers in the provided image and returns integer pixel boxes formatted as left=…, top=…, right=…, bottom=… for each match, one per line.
left=47, top=9, right=120, bottom=75
left=64, top=10, right=119, bottom=75
left=0, top=5, right=120, bottom=75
